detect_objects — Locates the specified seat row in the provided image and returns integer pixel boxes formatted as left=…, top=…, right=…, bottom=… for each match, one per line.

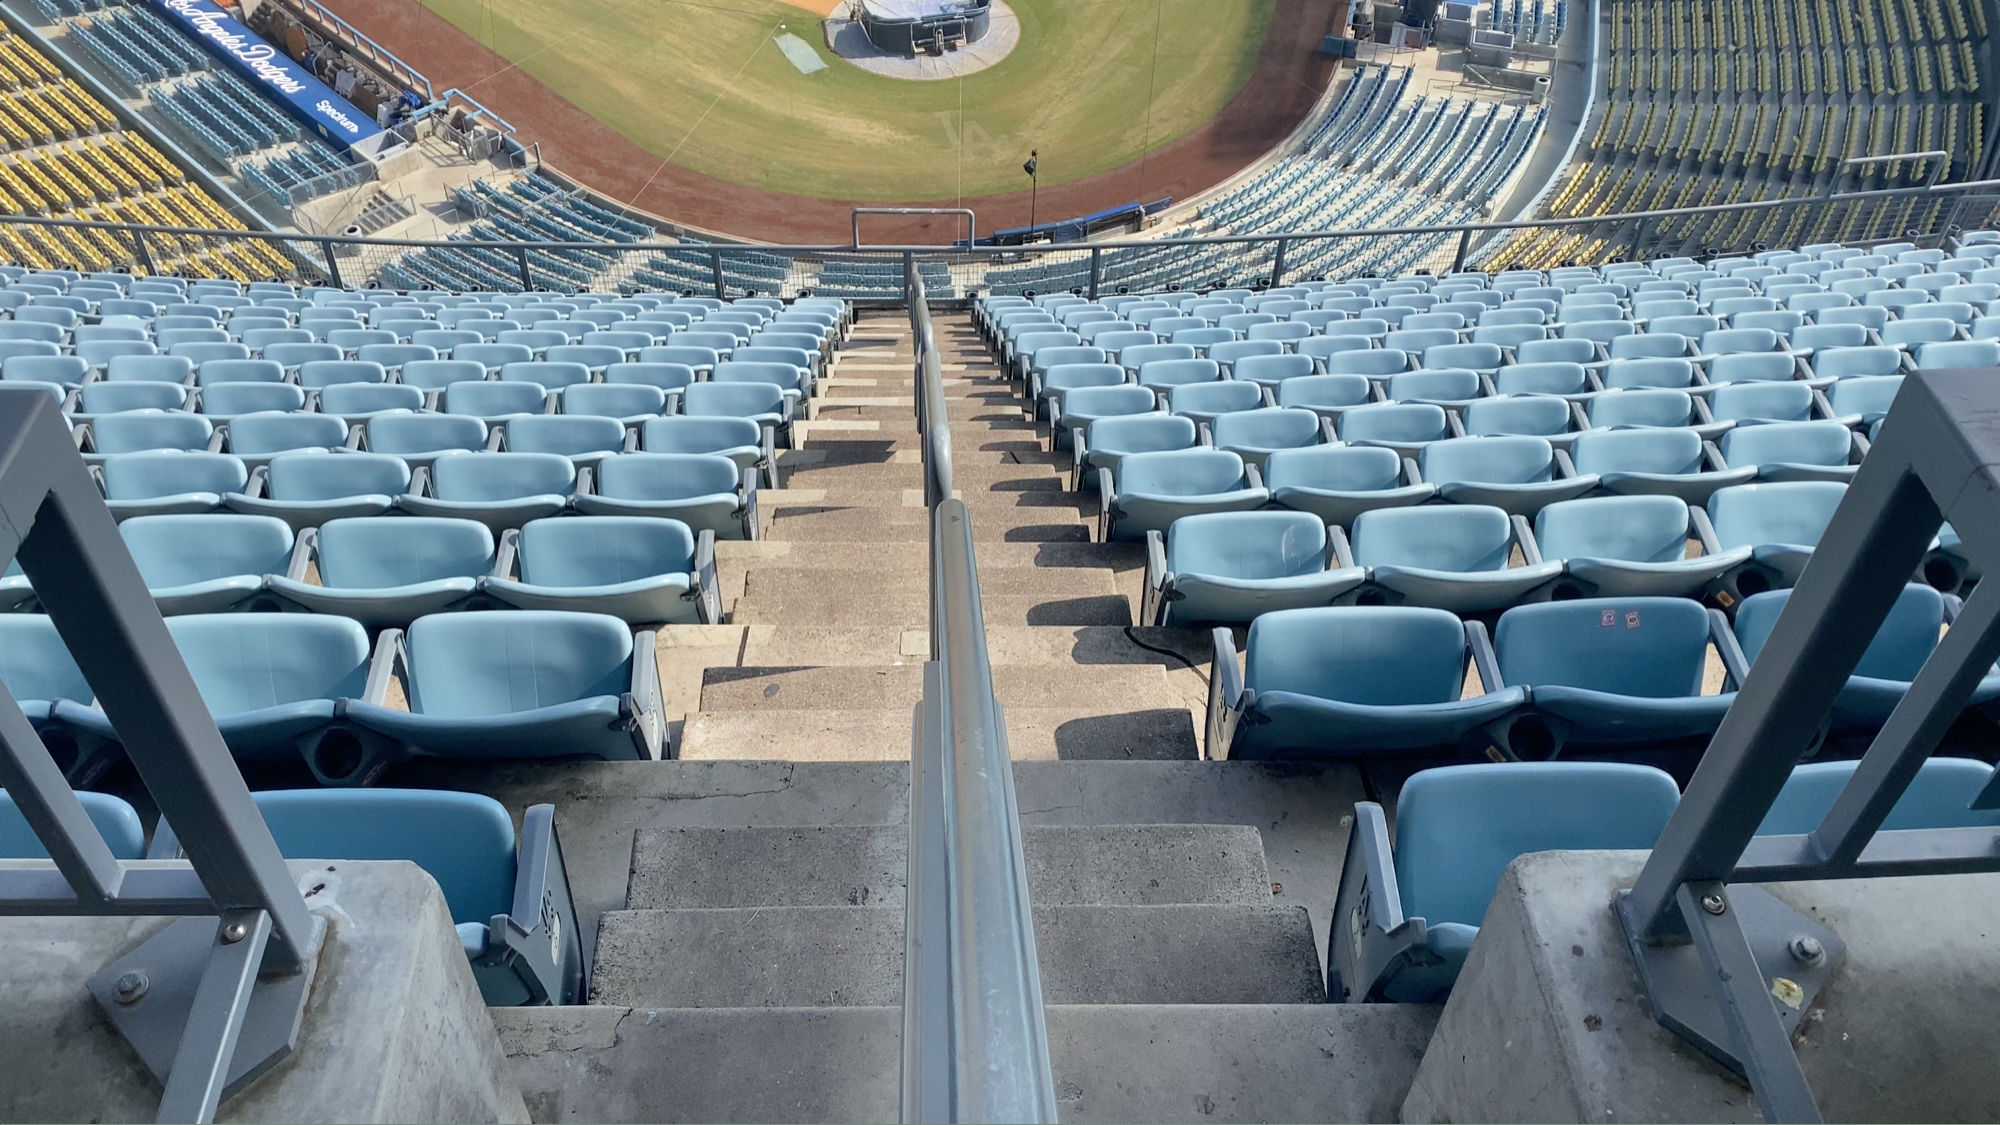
left=2, top=608, right=667, bottom=786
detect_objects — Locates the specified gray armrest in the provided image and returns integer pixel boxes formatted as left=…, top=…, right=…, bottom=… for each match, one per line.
left=1320, top=415, right=1339, bottom=444
left=1552, top=446, right=1579, bottom=479
left=409, top=464, right=432, bottom=498
left=1197, top=421, right=1213, bottom=448
left=1444, top=410, right=1468, bottom=439
left=1142, top=528, right=1170, bottom=627
left=205, top=427, right=226, bottom=453
left=621, top=426, right=640, bottom=452
left=1711, top=607, right=1751, bottom=689
left=1465, top=619, right=1504, bottom=695
left=493, top=528, right=522, bottom=580
left=1849, top=430, right=1870, bottom=463
left=759, top=423, right=780, bottom=489
left=1569, top=400, right=1591, bottom=431
left=1244, top=462, right=1264, bottom=491
left=489, top=803, right=586, bottom=1004
left=1095, top=467, right=1116, bottom=541
left=1688, top=504, right=1724, bottom=555
left=737, top=467, right=761, bottom=540
left=1701, top=439, right=1730, bottom=471
left=1203, top=626, right=1244, bottom=761
left=694, top=529, right=722, bottom=624
left=284, top=527, right=317, bottom=582
left=1707, top=607, right=1748, bottom=690
left=1328, top=523, right=1356, bottom=568
left=241, top=465, right=270, bottom=500
left=1070, top=431, right=1088, bottom=491
left=483, top=424, right=505, bottom=451
left=1328, top=801, right=1425, bottom=1003
left=1401, top=456, right=1424, bottom=486
left=540, top=393, right=558, bottom=414
left=1511, top=514, right=1545, bottom=565
left=341, top=425, right=364, bottom=450
left=627, top=627, right=666, bottom=758
left=363, top=628, right=404, bottom=707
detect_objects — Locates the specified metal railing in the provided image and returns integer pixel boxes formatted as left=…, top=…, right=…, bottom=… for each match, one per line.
left=0, top=178, right=1993, bottom=299
left=0, top=389, right=316, bottom=1124
left=273, top=0, right=437, bottom=101
left=1618, top=367, right=2000, bottom=1123
left=901, top=263, right=1058, bottom=1123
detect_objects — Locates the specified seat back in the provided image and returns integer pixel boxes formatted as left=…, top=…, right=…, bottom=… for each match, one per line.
left=405, top=611, right=633, bottom=717
left=364, top=413, right=487, bottom=456
left=226, top=412, right=348, bottom=456
left=252, top=790, right=514, bottom=926
left=298, top=360, right=388, bottom=389
left=506, top=415, right=627, bottom=457
left=1535, top=494, right=1693, bottom=566
left=316, top=516, right=495, bottom=588
left=1720, top=421, right=1852, bottom=471
left=1245, top=606, right=1466, bottom=704
left=1734, top=583, right=1943, bottom=680
left=1420, top=435, right=1556, bottom=486
left=430, top=453, right=576, bottom=501
left=120, top=514, right=294, bottom=587
left=682, top=381, right=786, bottom=418
left=1275, top=373, right=1371, bottom=410
left=1167, top=510, right=1326, bottom=580
left=1569, top=427, right=1704, bottom=476
left=1706, top=481, right=1847, bottom=551
left=0, top=614, right=91, bottom=703
left=1083, top=413, right=1197, bottom=457
left=641, top=416, right=761, bottom=455
left=1495, top=597, right=1711, bottom=697
left=100, top=450, right=247, bottom=499
left=1759, top=758, right=2000, bottom=835
left=518, top=516, right=697, bottom=586
left=1337, top=403, right=1449, bottom=445
left=266, top=451, right=411, bottom=500
left=1264, top=444, right=1404, bottom=492
left=0, top=790, right=142, bottom=860
left=1705, top=380, right=1814, bottom=423
left=91, top=412, right=214, bottom=455
left=1136, top=358, right=1223, bottom=388
left=1350, top=504, right=1513, bottom=572
left=1210, top=408, right=1321, bottom=451
left=1116, top=449, right=1247, bottom=497
left=167, top=613, right=372, bottom=715
left=1462, top=395, right=1571, bottom=439
left=1394, top=763, right=1680, bottom=925
left=595, top=453, right=742, bottom=500
left=400, top=359, right=486, bottom=391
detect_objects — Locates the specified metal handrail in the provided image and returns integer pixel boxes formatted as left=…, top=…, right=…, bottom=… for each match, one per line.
left=0, top=177, right=1993, bottom=258
left=902, top=262, right=1058, bottom=1124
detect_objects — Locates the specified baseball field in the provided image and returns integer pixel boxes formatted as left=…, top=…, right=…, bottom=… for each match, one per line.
left=409, top=0, right=1271, bottom=202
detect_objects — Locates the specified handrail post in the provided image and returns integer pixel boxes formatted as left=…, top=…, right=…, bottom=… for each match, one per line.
left=514, top=246, right=534, bottom=291
left=129, top=229, right=154, bottom=277
left=1271, top=237, right=1289, bottom=287
left=1088, top=248, right=1103, bottom=301
left=319, top=238, right=343, bottom=288
left=1451, top=228, right=1473, bottom=272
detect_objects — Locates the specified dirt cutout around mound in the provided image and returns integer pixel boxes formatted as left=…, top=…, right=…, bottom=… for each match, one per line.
left=319, top=0, right=1340, bottom=244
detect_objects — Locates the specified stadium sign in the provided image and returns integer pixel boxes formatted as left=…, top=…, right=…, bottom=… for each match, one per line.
left=148, top=0, right=384, bottom=148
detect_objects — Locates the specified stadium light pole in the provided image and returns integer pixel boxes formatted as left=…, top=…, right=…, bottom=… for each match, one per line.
left=1023, top=150, right=1039, bottom=240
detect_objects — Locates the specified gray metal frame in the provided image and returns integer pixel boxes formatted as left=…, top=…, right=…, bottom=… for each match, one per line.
left=901, top=266, right=1058, bottom=1123
left=1618, top=367, right=2000, bottom=1123
left=0, top=387, right=316, bottom=1123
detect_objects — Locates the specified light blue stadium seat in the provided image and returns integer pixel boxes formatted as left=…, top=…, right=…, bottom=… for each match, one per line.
left=1072, top=412, right=1195, bottom=491
left=1136, top=357, right=1224, bottom=391
left=1759, top=759, right=2000, bottom=836
left=117, top=513, right=294, bottom=614
left=98, top=450, right=248, bottom=519
left=1325, top=348, right=1411, bottom=378
left=563, top=383, right=669, bottom=422
left=641, top=415, right=773, bottom=487
left=399, top=451, right=576, bottom=532
left=75, top=380, right=187, bottom=416
left=354, top=344, right=439, bottom=372
left=456, top=343, right=536, bottom=373
left=1730, top=584, right=2000, bottom=733
left=1328, top=762, right=1678, bottom=1002
left=502, top=361, right=594, bottom=391
left=1492, top=360, right=1590, bottom=398
left=1208, top=407, right=1324, bottom=469
left=0, top=788, right=143, bottom=859
left=86, top=411, right=216, bottom=459
left=1142, top=510, right=1362, bottom=627
left=443, top=380, right=552, bottom=422
left=261, top=343, right=344, bottom=374
left=4, top=354, right=86, bottom=386
left=1602, top=355, right=1698, bottom=391
left=486, top=516, right=719, bottom=625
left=1035, top=362, right=1126, bottom=421
left=1718, top=420, right=1861, bottom=482
left=1206, top=607, right=1526, bottom=761
left=1488, top=598, right=1735, bottom=758
left=1569, top=426, right=1751, bottom=504
left=1825, top=375, right=1902, bottom=428
left=400, top=359, right=486, bottom=392
left=681, top=381, right=793, bottom=448
left=0, top=615, right=101, bottom=778
left=1705, top=380, right=1817, bottom=424
left=361, top=412, right=490, bottom=466
left=297, top=360, right=388, bottom=389
left=1098, top=448, right=1267, bottom=542
left=59, top=613, right=380, bottom=778
left=504, top=415, right=631, bottom=463
left=574, top=452, right=756, bottom=539
left=198, top=381, right=309, bottom=418
left=1460, top=395, right=1576, bottom=445
left=1385, top=368, right=1482, bottom=407
left=316, top=382, right=425, bottom=422
left=223, top=451, right=411, bottom=530
left=1118, top=343, right=1196, bottom=376
left=1167, top=379, right=1265, bottom=425
left=1346, top=503, right=1562, bottom=612
left=1419, top=435, right=1595, bottom=516
left=345, top=610, right=664, bottom=763
left=1273, top=372, right=1372, bottom=418
left=1811, top=345, right=1902, bottom=381
left=1703, top=481, right=1848, bottom=602
left=1336, top=402, right=1452, bottom=453
left=267, top=516, right=492, bottom=627
left=1264, top=444, right=1432, bottom=526
left=1916, top=340, right=2000, bottom=370
left=1233, top=352, right=1315, bottom=391
left=1537, top=493, right=1750, bottom=599
left=222, top=411, right=350, bottom=464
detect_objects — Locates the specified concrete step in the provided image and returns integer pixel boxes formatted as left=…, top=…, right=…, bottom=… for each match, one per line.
left=739, top=563, right=1116, bottom=600
left=696, top=663, right=1176, bottom=713
left=761, top=506, right=1089, bottom=543
left=589, top=903, right=1322, bottom=1007
left=624, top=823, right=1274, bottom=910
left=729, top=589, right=1131, bottom=627
left=675, top=705, right=1196, bottom=761
left=498, top=1003, right=1437, bottom=1124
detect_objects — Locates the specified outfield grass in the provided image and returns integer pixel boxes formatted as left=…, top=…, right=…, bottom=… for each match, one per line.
left=417, top=0, right=1271, bottom=200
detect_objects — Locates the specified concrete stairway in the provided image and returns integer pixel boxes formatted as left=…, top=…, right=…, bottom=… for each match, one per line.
left=676, top=313, right=1205, bottom=763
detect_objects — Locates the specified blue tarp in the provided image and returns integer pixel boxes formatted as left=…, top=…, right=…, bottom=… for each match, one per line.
left=149, top=0, right=384, bottom=149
